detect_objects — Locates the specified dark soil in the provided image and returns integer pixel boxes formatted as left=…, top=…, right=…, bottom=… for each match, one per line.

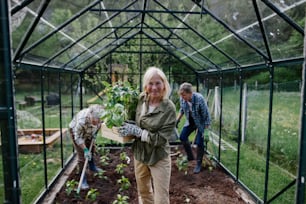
left=53, top=146, right=251, bottom=204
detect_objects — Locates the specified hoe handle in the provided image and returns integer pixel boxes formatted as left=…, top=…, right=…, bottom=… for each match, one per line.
left=77, top=139, right=95, bottom=194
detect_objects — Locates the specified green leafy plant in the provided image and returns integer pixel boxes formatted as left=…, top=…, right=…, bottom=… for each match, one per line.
left=119, top=152, right=130, bottom=164
left=115, top=163, right=127, bottom=175
left=100, top=154, right=110, bottom=166
left=86, top=188, right=99, bottom=201
left=94, top=169, right=108, bottom=180
left=65, top=179, right=78, bottom=196
left=100, top=81, right=139, bottom=128
left=176, top=153, right=189, bottom=175
left=117, top=175, right=131, bottom=191
left=112, top=194, right=129, bottom=204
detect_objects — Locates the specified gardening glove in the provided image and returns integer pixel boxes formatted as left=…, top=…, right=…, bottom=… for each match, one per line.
left=118, top=123, right=142, bottom=138
left=83, top=147, right=92, bottom=161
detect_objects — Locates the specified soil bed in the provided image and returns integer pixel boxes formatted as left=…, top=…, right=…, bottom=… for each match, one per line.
left=54, top=146, right=251, bottom=204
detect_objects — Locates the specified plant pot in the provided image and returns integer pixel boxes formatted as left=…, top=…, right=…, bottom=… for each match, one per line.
left=100, top=123, right=134, bottom=143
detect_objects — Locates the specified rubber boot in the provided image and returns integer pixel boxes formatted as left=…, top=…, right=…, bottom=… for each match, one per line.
left=193, top=146, right=204, bottom=174
left=182, top=141, right=194, bottom=161
left=81, top=176, right=89, bottom=189
left=88, top=160, right=102, bottom=173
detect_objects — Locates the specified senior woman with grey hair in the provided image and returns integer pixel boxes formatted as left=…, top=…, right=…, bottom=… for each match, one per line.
left=69, top=104, right=104, bottom=189
left=119, top=67, right=176, bottom=204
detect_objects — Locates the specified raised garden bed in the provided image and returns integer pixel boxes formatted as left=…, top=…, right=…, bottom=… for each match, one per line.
left=53, top=146, right=254, bottom=204
left=17, top=128, right=68, bottom=154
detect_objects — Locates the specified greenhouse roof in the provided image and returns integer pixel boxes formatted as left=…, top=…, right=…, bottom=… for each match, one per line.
left=10, top=0, right=305, bottom=74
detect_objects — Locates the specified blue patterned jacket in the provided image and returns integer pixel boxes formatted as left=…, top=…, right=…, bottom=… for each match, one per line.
left=179, top=92, right=211, bottom=133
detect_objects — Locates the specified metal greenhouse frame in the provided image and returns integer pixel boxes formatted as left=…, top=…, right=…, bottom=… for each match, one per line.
left=0, top=0, right=305, bottom=203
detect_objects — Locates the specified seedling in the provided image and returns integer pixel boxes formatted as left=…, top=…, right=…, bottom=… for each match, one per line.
left=112, top=194, right=129, bottom=204
left=86, top=188, right=99, bottom=201
left=65, top=179, right=78, bottom=196
left=176, top=153, right=189, bottom=175
left=117, top=175, right=131, bottom=191
left=119, top=152, right=130, bottom=164
left=100, top=154, right=110, bottom=166
left=115, top=163, right=127, bottom=175
left=94, top=169, right=108, bottom=180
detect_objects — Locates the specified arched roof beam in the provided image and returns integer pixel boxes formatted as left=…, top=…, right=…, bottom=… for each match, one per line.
left=191, top=0, right=269, bottom=61
left=146, top=26, right=203, bottom=70
left=140, top=0, right=148, bottom=33
left=262, top=0, right=304, bottom=36
left=62, top=21, right=141, bottom=69
left=143, top=31, right=198, bottom=75
left=153, top=0, right=240, bottom=67
left=15, top=0, right=103, bottom=61
left=70, top=29, right=140, bottom=71
left=11, top=0, right=34, bottom=15
left=13, top=0, right=51, bottom=62
left=166, top=4, right=198, bottom=41
left=146, top=13, right=220, bottom=71
left=80, top=32, right=139, bottom=73
left=43, top=12, right=141, bottom=67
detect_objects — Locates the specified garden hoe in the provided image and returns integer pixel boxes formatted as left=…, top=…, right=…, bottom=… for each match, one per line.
left=76, top=138, right=95, bottom=194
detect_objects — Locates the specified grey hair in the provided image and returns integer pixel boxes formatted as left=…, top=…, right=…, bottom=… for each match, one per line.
left=178, top=82, right=193, bottom=94
left=88, top=104, right=104, bottom=119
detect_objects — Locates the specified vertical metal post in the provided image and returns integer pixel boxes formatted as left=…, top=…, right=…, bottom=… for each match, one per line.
left=0, top=1, right=21, bottom=203
left=58, top=72, right=64, bottom=167
left=40, top=70, right=48, bottom=189
left=139, top=33, right=143, bottom=91
left=296, top=22, right=306, bottom=204
left=218, top=73, right=223, bottom=161
left=237, top=70, right=243, bottom=181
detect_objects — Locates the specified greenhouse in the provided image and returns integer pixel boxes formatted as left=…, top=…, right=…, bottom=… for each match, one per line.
left=0, top=0, right=305, bottom=203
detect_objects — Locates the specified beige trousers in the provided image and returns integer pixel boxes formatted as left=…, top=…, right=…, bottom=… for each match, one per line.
left=134, top=155, right=171, bottom=204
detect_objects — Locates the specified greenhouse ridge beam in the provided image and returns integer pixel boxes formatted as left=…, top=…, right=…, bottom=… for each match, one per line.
left=140, top=0, right=148, bottom=33
left=89, top=9, right=208, bottom=15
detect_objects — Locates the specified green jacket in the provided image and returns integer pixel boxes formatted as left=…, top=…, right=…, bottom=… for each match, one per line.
left=132, top=93, right=176, bottom=165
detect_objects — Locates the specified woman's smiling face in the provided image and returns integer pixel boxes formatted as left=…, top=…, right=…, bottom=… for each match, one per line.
left=146, top=74, right=165, bottom=100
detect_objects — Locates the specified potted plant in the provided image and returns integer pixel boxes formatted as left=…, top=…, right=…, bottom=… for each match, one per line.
left=100, top=81, right=139, bottom=143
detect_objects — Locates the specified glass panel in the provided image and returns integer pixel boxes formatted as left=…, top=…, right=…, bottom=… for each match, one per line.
left=205, top=0, right=267, bottom=54
left=258, top=1, right=304, bottom=61
left=218, top=73, right=241, bottom=176
left=239, top=70, right=270, bottom=200
left=267, top=66, right=300, bottom=203
left=268, top=0, right=305, bottom=28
